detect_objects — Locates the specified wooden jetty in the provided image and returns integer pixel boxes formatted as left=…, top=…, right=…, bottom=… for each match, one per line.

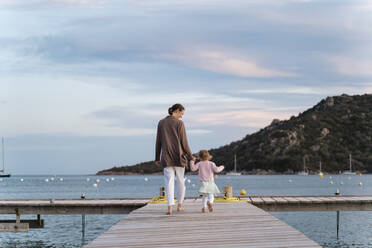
left=84, top=200, right=321, bottom=248
left=2, top=195, right=372, bottom=245
left=245, top=195, right=372, bottom=212
left=0, top=198, right=148, bottom=215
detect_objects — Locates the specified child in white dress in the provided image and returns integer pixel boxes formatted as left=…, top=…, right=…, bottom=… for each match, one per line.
left=190, top=150, right=224, bottom=213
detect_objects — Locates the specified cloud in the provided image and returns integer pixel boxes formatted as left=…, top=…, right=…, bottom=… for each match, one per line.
left=327, top=56, right=372, bottom=77
left=162, top=48, right=298, bottom=78
left=190, top=109, right=292, bottom=128
left=52, top=0, right=108, bottom=7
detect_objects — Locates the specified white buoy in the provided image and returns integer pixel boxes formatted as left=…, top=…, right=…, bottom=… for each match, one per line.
left=51, top=177, right=55, bottom=181
left=96, top=179, right=100, bottom=183
left=340, top=181, right=344, bottom=185
left=111, top=177, right=115, bottom=181
left=330, top=176, right=333, bottom=179
left=60, top=178, right=63, bottom=181
left=93, top=183, right=98, bottom=188
left=359, top=182, right=363, bottom=187
left=0, top=178, right=3, bottom=182
left=288, top=179, right=292, bottom=183
left=45, top=178, right=49, bottom=182
left=106, top=178, right=110, bottom=182
left=144, top=178, right=148, bottom=182
left=86, top=178, right=90, bottom=182
left=330, top=180, right=334, bottom=184
left=187, top=179, right=191, bottom=183
left=20, top=178, right=24, bottom=182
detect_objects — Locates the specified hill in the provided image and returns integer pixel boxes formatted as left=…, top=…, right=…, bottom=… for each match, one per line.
left=97, top=94, right=372, bottom=175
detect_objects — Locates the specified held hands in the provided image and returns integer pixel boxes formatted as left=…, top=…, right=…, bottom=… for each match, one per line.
left=155, top=161, right=161, bottom=166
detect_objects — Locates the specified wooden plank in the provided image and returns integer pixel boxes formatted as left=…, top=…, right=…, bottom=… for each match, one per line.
left=84, top=201, right=321, bottom=248
left=271, top=197, right=288, bottom=203
left=304, top=197, right=324, bottom=203
left=250, top=197, right=265, bottom=204
left=282, top=197, right=301, bottom=203
left=0, top=219, right=44, bottom=228
left=260, top=197, right=276, bottom=204
left=292, top=197, right=313, bottom=203
left=0, top=223, right=29, bottom=232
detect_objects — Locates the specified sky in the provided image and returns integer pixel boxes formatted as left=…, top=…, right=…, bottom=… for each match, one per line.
left=1, top=0, right=372, bottom=174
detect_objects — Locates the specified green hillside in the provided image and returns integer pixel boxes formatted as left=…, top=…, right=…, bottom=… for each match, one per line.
left=97, top=94, right=372, bottom=175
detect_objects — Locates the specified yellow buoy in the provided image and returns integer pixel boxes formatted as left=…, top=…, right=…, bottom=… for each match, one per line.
left=240, top=189, right=246, bottom=195
left=359, top=173, right=362, bottom=176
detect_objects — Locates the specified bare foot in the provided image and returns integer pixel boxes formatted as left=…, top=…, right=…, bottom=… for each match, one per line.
left=177, top=203, right=184, bottom=212
left=166, top=205, right=173, bottom=215
left=207, top=201, right=213, bottom=212
left=202, top=208, right=207, bottom=213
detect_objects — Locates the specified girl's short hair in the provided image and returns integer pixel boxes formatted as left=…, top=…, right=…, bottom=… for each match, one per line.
left=168, top=103, right=185, bottom=115
left=198, top=150, right=212, bottom=161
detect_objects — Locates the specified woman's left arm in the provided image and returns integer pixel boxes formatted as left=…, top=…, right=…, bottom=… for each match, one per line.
left=179, top=121, right=193, bottom=160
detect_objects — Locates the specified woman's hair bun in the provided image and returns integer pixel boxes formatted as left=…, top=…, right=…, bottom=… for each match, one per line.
left=168, top=103, right=185, bottom=115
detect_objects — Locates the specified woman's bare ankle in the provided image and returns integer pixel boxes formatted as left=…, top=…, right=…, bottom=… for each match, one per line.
left=166, top=205, right=173, bottom=215
left=177, top=203, right=184, bottom=211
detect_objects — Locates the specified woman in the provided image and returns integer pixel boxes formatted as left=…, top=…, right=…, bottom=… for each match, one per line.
left=155, top=103, right=193, bottom=215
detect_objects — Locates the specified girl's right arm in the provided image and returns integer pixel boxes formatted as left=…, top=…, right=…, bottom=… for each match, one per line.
left=212, top=162, right=224, bottom=173
left=190, top=160, right=199, bottom=171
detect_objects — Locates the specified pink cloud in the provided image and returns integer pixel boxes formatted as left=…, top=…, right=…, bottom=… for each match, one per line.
left=162, top=48, right=298, bottom=78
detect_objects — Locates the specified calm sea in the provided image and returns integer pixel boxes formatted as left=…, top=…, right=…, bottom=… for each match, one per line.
left=0, top=174, right=371, bottom=248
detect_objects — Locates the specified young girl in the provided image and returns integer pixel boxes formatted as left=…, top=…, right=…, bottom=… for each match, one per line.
left=190, top=150, right=224, bottom=213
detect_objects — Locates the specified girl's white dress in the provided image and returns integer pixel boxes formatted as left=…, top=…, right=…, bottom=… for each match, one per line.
left=198, top=181, right=220, bottom=195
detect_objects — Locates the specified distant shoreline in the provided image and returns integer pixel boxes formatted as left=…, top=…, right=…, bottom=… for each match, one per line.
left=96, top=170, right=367, bottom=176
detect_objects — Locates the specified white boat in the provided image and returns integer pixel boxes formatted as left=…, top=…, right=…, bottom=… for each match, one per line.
left=0, top=137, right=11, bottom=178
left=226, top=155, right=241, bottom=176
left=298, top=156, right=308, bottom=175
left=343, top=154, right=356, bottom=175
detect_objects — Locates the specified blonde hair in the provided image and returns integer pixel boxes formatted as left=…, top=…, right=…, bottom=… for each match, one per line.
left=198, top=150, right=212, bottom=161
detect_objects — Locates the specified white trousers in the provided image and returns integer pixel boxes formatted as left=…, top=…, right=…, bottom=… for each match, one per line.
left=164, top=167, right=185, bottom=206
left=202, top=193, right=214, bottom=208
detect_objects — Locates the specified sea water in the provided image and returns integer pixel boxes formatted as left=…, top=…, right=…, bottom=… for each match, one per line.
left=0, top=174, right=371, bottom=247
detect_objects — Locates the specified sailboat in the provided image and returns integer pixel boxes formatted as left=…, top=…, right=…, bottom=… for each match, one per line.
left=319, top=161, right=324, bottom=177
left=226, top=155, right=241, bottom=176
left=0, top=137, right=11, bottom=177
left=298, top=156, right=309, bottom=175
left=343, top=154, right=356, bottom=175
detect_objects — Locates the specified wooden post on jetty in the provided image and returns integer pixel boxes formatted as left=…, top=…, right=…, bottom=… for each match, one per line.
left=223, top=186, right=233, bottom=198
left=160, top=187, right=166, bottom=197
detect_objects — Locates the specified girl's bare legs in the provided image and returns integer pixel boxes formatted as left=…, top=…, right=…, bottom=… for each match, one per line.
left=207, top=193, right=214, bottom=212
left=201, top=194, right=208, bottom=213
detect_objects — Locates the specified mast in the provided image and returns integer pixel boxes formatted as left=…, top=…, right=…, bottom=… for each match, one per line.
left=319, top=161, right=322, bottom=172
left=2, top=137, right=4, bottom=172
